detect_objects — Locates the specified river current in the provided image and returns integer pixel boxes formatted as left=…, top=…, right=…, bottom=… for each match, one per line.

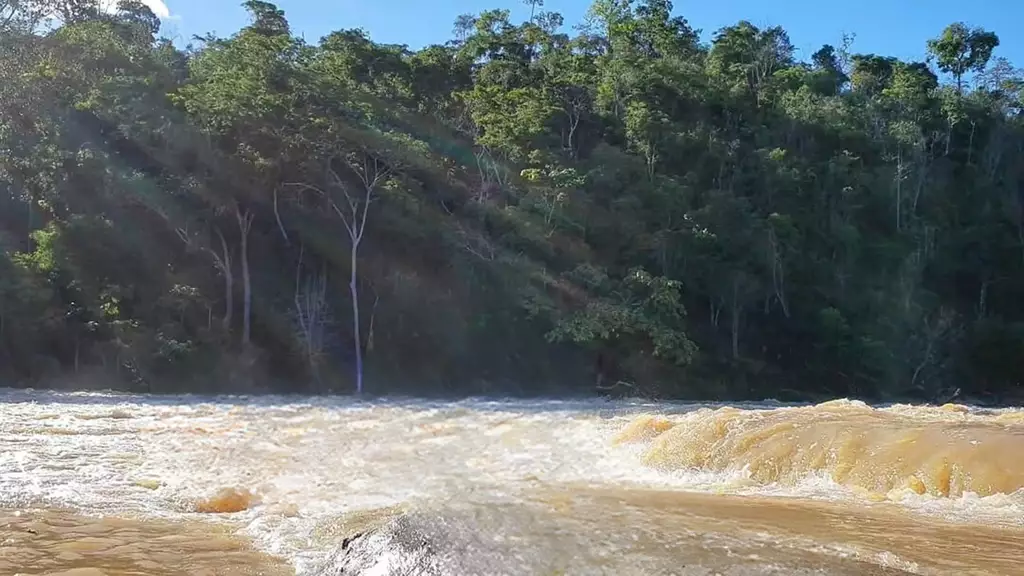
left=0, top=389, right=1022, bottom=575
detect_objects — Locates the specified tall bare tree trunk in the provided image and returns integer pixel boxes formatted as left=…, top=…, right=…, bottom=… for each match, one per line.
left=216, top=229, right=233, bottom=332
left=294, top=244, right=330, bottom=390
left=349, top=243, right=363, bottom=394
left=235, top=206, right=254, bottom=346
left=298, top=150, right=399, bottom=394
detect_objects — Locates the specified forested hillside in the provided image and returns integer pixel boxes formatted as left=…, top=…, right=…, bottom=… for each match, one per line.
left=0, top=0, right=1021, bottom=402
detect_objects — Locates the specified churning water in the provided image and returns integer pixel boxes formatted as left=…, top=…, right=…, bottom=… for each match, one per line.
left=0, top=389, right=1022, bottom=575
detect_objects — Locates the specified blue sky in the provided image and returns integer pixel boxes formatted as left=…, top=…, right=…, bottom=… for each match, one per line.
left=153, top=0, right=1024, bottom=66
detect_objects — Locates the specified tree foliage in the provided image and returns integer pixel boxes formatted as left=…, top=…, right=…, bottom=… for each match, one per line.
left=0, top=1, right=1020, bottom=402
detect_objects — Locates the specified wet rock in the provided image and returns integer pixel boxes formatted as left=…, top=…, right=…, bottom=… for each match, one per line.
left=314, top=512, right=492, bottom=576
left=312, top=501, right=923, bottom=576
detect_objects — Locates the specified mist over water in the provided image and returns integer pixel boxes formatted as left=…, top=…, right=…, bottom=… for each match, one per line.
left=0, top=389, right=1022, bottom=575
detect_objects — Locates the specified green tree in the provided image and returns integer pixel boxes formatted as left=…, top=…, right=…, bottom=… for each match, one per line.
left=927, top=22, right=999, bottom=94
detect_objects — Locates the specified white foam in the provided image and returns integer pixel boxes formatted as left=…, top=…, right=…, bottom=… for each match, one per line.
left=0, top=389, right=1020, bottom=573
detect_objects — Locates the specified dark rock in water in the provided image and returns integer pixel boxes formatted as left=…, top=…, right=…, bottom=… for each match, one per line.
left=313, top=511, right=504, bottom=575
left=310, top=500, right=920, bottom=576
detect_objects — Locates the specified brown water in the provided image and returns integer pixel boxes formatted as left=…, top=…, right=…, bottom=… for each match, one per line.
left=0, top=391, right=1021, bottom=575
left=0, top=509, right=291, bottom=575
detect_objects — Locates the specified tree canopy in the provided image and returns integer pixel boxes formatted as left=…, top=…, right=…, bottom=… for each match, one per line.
left=0, top=1, right=1021, bottom=403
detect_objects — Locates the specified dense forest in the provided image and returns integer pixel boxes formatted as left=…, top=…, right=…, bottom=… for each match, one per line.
left=0, top=0, right=1021, bottom=402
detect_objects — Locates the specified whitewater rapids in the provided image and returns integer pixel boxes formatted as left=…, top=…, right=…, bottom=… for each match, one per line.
left=0, top=389, right=1022, bottom=575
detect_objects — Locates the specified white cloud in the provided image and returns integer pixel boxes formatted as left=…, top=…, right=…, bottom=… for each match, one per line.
left=99, top=0, right=173, bottom=20
left=140, top=0, right=171, bottom=19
